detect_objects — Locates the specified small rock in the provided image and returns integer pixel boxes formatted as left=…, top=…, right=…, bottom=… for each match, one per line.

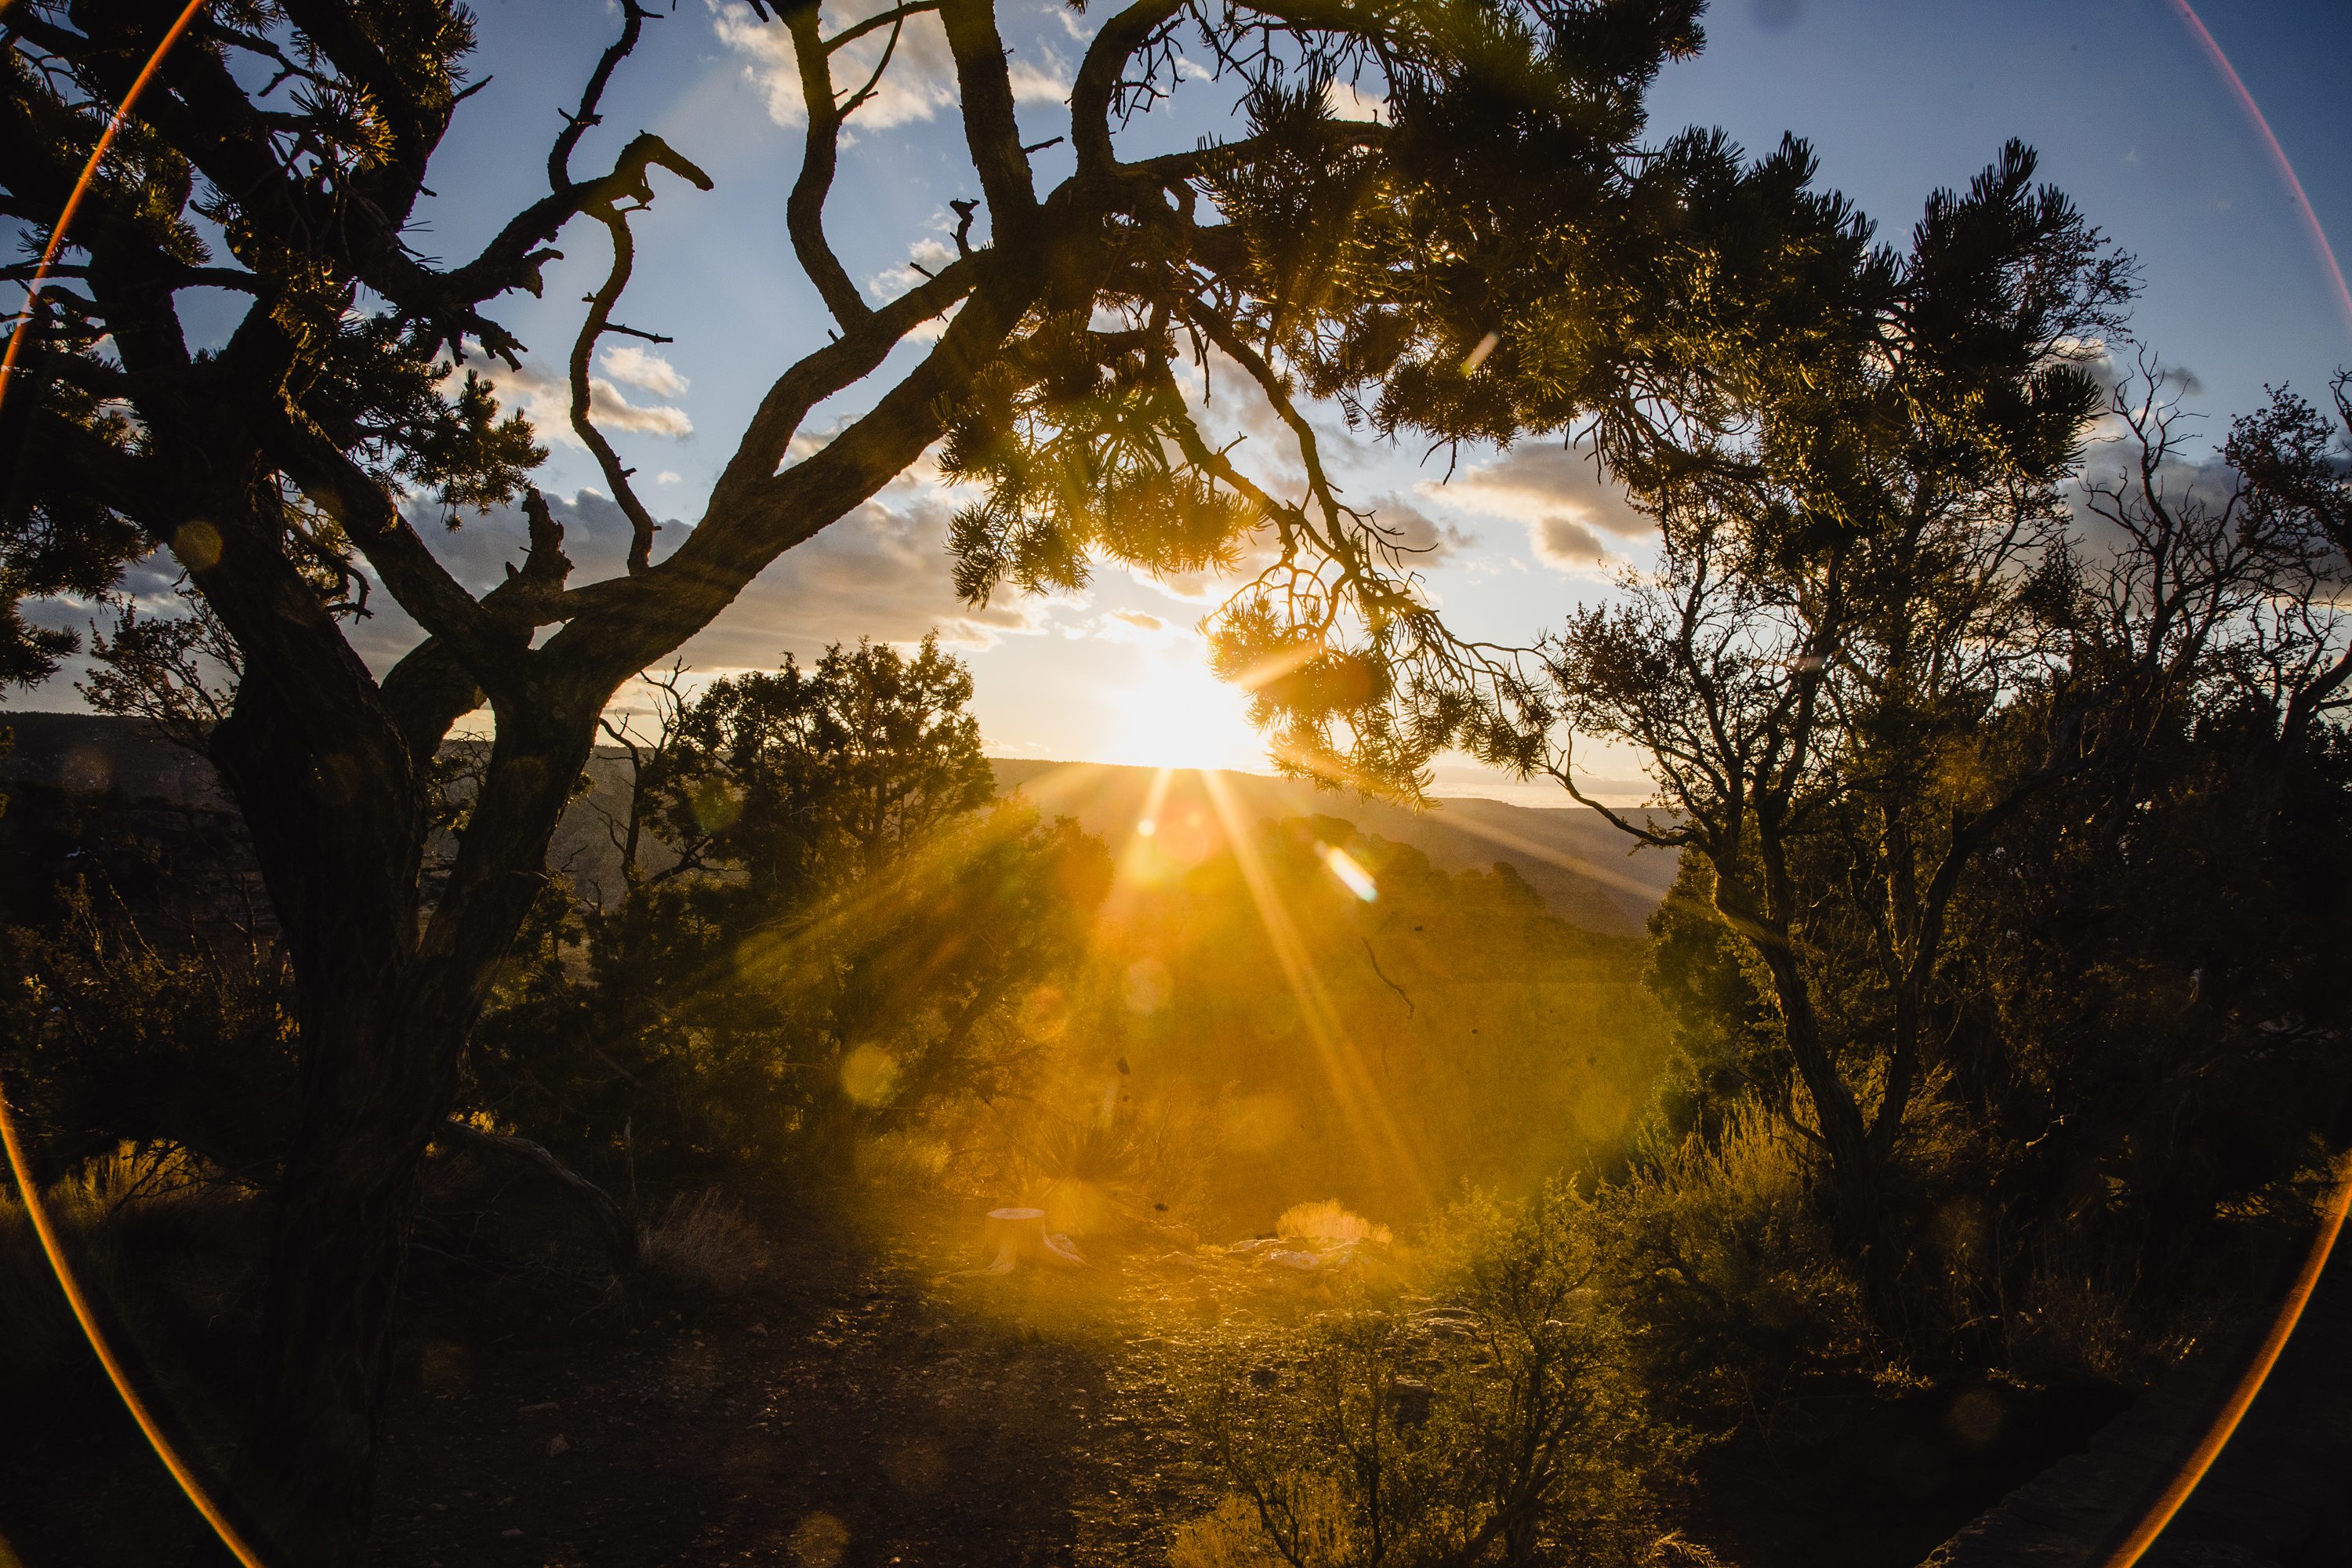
left=547, top=1434, right=571, bottom=1457
left=499, top=1528, right=524, bottom=1538
left=517, top=1401, right=559, bottom=1416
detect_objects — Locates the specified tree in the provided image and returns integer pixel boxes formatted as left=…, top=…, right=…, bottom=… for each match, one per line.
left=2074, top=365, right=2352, bottom=835
left=5, top=5, right=1795, bottom=1550
left=473, top=633, right=1105, bottom=1185
left=1936, top=365, right=2352, bottom=1328
left=644, top=634, right=995, bottom=898
left=1524, top=144, right=2132, bottom=1319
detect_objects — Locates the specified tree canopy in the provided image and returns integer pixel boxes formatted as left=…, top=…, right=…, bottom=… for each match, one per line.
left=5, top=5, right=1857, bottom=1559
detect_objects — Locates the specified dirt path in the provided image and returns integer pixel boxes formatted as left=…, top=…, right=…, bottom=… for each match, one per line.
left=364, top=1214, right=1238, bottom=1568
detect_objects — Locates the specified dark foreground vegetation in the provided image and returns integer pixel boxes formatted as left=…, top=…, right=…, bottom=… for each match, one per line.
left=5, top=0, right=2352, bottom=1565
left=6, top=584, right=2350, bottom=1565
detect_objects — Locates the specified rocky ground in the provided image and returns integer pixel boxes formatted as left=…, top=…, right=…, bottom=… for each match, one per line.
left=362, top=1211, right=1240, bottom=1568
left=1, top=1181, right=2147, bottom=1568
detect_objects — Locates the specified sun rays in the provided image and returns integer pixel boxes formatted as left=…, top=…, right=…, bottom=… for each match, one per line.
left=1196, top=769, right=1433, bottom=1214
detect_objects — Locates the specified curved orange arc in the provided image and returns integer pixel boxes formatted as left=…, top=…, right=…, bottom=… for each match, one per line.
left=0, top=0, right=212, bottom=424
left=2100, top=1154, right=2352, bottom=1568
left=0, top=1089, right=270, bottom=1567
left=2, top=6, right=268, bottom=1562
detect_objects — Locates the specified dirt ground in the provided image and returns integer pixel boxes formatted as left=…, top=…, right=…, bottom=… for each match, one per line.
left=363, top=1207, right=1229, bottom=1568
left=0, top=1189, right=1249, bottom=1568
left=0, top=1183, right=2129, bottom=1568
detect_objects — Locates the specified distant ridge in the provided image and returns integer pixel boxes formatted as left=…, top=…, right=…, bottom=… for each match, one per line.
left=988, top=757, right=1673, bottom=935
left=0, top=715, right=1676, bottom=935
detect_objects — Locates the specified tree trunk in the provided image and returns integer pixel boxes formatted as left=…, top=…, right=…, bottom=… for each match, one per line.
left=222, top=1001, right=455, bottom=1563
left=198, top=670, right=597, bottom=1566
left=1722, top=879, right=1909, bottom=1332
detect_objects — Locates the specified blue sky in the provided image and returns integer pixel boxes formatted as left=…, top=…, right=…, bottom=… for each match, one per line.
left=20, top=0, right=2352, bottom=799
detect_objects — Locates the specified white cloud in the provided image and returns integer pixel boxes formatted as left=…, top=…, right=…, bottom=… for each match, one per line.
left=487, top=363, right=693, bottom=445
left=1006, top=45, right=1071, bottom=104
left=712, top=1, right=1069, bottom=133
left=1324, top=80, right=1386, bottom=122
left=710, top=2, right=806, bottom=125
left=656, top=471, right=683, bottom=485
left=599, top=343, right=688, bottom=398
left=1528, top=514, right=1611, bottom=568
left=869, top=237, right=957, bottom=299
left=1418, top=441, right=1648, bottom=571
left=1369, top=493, right=1473, bottom=564
left=712, top=0, right=960, bottom=130
left=1087, top=608, right=1181, bottom=644
left=681, top=477, right=1064, bottom=661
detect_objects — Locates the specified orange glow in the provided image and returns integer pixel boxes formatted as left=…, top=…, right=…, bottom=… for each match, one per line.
left=1197, top=769, right=1431, bottom=1209
left=1318, top=843, right=1378, bottom=902
left=1103, top=653, right=1265, bottom=773
left=2100, top=1154, right=2352, bottom=1568
left=0, top=1089, right=269, bottom=1568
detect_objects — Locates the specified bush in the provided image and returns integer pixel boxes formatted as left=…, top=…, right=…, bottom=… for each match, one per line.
left=0, top=1145, right=260, bottom=1418
left=1181, top=1183, right=1684, bottom=1568
left=1596, top=1103, right=1863, bottom=1426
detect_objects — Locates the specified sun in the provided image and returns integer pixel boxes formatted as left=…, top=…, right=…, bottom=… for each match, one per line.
left=1105, top=652, right=1266, bottom=772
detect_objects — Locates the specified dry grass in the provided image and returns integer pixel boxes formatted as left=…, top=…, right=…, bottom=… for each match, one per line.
left=0, top=1144, right=253, bottom=1405
left=0, top=1181, right=87, bottom=1392
left=2008, top=1256, right=2174, bottom=1387
left=636, top=1189, right=764, bottom=1293
left=1167, top=1490, right=1350, bottom=1568
left=1167, top=1497, right=1283, bottom=1568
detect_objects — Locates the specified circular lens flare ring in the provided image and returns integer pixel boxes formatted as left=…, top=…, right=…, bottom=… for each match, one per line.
left=2172, top=0, right=2352, bottom=344
left=0, top=6, right=269, bottom=1563
left=0, top=0, right=215, bottom=424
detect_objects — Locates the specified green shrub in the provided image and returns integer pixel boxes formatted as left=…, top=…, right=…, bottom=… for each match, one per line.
left=1181, top=1183, right=1684, bottom=1567
left=1596, top=1103, right=1863, bottom=1425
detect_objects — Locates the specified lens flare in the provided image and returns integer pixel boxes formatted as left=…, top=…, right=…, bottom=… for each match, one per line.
left=1319, top=844, right=1378, bottom=902
left=1198, top=770, right=1430, bottom=1207
left=0, top=0, right=215, bottom=426
left=2171, top=0, right=2352, bottom=343
left=2100, top=1153, right=2352, bottom=1567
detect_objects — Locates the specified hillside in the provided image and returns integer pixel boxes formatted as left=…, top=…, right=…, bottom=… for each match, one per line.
left=0, top=713, right=1676, bottom=933
left=986, top=757, right=1674, bottom=934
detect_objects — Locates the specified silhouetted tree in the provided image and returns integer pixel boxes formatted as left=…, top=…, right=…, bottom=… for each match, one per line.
left=1523, top=145, right=2132, bottom=1317
left=1928, top=365, right=2352, bottom=1336
left=474, top=635, right=1104, bottom=1185
left=0, top=0, right=1927, bottom=1552
left=644, top=635, right=995, bottom=898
